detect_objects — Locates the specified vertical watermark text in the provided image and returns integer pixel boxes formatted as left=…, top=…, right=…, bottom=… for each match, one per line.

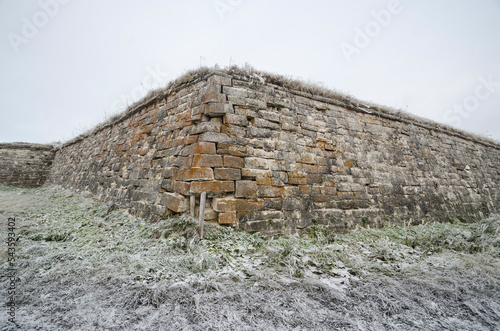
left=6, top=217, right=17, bottom=327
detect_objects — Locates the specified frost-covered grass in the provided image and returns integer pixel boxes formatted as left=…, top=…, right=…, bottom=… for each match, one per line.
left=1, top=185, right=499, bottom=330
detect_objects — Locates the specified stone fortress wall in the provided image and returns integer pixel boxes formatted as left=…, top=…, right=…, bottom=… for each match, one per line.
left=0, top=143, right=55, bottom=188
left=3, top=68, right=499, bottom=235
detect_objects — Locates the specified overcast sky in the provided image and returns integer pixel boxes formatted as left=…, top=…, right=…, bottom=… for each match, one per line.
left=1, top=0, right=499, bottom=144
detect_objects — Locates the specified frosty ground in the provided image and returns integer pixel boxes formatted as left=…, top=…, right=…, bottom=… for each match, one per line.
left=0, top=186, right=499, bottom=330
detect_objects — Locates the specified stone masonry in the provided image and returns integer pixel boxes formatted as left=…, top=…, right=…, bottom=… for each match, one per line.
left=10, top=69, right=499, bottom=235
left=0, top=143, right=55, bottom=188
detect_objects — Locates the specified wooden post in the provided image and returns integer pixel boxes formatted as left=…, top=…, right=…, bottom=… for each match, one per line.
left=190, top=196, right=195, bottom=217
left=198, top=192, right=206, bottom=239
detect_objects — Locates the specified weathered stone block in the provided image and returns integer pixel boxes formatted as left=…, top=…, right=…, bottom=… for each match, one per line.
left=257, top=185, right=283, bottom=198
left=190, top=181, right=235, bottom=194
left=208, top=75, right=232, bottom=86
left=213, top=197, right=237, bottom=212
left=219, top=212, right=237, bottom=224
left=223, top=155, right=245, bottom=168
left=224, top=113, right=248, bottom=126
left=245, top=157, right=268, bottom=169
left=235, top=199, right=264, bottom=212
left=199, top=132, right=233, bottom=143
left=191, top=121, right=221, bottom=134
left=201, top=91, right=226, bottom=104
left=190, top=142, right=216, bottom=155
left=222, top=124, right=247, bottom=137
left=214, top=168, right=242, bottom=180
left=222, top=86, right=248, bottom=97
left=192, top=154, right=223, bottom=168
left=183, top=168, right=214, bottom=181
left=241, top=168, right=272, bottom=178
left=173, top=181, right=190, bottom=195
left=249, top=127, right=272, bottom=138
left=205, top=103, right=234, bottom=116
left=259, top=110, right=280, bottom=123
left=254, top=118, right=280, bottom=130
left=235, top=180, right=258, bottom=198
left=161, top=192, right=188, bottom=213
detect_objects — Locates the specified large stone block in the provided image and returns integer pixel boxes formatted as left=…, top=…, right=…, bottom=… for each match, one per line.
left=201, top=91, right=226, bottom=104
left=205, top=103, right=234, bottom=116
left=199, top=132, right=233, bottom=143
left=235, top=180, right=258, bottom=198
left=208, top=75, right=232, bottom=86
left=161, top=192, right=188, bottom=213
left=224, top=113, right=248, bottom=126
left=214, top=168, right=242, bottom=180
left=219, top=212, right=237, bottom=224
left=190, top=181, right=235, bottom=194
left=223, top=155, right=245, bottom=168
left=191, top=121, right=221, bottom=134
left=192, top=154, right=223, bottom=168
left=182, top=168, right=214, bottom=181
left=235, top=199, right=264, bottom=212
left=190, top=142, right=217, bottom=155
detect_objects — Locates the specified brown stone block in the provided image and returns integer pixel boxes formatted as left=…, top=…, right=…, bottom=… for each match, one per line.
left=288, top=174, right=307, bottom=185
left=235, top=200, right=264, bottom=212
left=190, top=180, right=235, bottom=194
left=220, top=181, right=235, bottom=192
left=256, top=177, right=272, bottom=185
left=235, top=180, right=258, bottom=198
left=193, top=154, right=223, bottom=168
left=219, top=212, right=237, bottom=224
left=213, top=197, right=237, bottom=212
left=183, top=168, right=214, bottom=181
left=214, top=168, right=241, bottom=180
left=183, top=135, right=198, bottom=145
left=223, top=155, right=245, bottom=168
left=217, top=145, right=245, bottom=157
left=241, top=168, right=272, bottom=178
left=190, top=142, right=217, bottom=155
left=161, top=192, right=188, bottom=213
left=173, top=181, right=190, bottom=195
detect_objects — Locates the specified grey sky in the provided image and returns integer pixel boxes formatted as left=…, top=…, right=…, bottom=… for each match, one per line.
left=1, top=0, right=499, bottom=144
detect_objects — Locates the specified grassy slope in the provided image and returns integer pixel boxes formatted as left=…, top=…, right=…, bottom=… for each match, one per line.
left=0, top=186, right=499, bottom=330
